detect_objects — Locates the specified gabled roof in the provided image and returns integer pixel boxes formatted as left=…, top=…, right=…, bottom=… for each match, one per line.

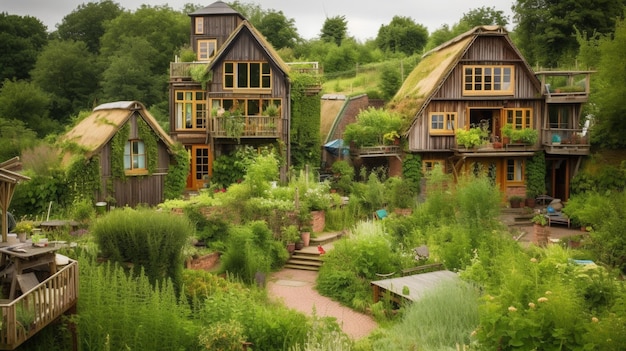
left=206, top=20, right=291, bottom=75
left=388, top=25, right=539, bottom=128
left=189, top=1, right=245, bottom=19
left=61, top=101, right=175, bottom=161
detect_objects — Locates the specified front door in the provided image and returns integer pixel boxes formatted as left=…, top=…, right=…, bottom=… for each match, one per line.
left=186, top=145, right=211, bottom=190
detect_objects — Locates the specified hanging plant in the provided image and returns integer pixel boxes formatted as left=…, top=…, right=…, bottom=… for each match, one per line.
left=189, top=64, right=212, bottom=90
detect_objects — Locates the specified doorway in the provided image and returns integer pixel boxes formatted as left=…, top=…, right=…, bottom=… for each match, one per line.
left=469, top=108, right=502, bottom=142
left=546, top=158, right=569, bottom=201
left=186, top=145, right=211, bottom=190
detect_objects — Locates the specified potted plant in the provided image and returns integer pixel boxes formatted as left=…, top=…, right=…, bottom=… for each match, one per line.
left=455, top=127, right=487, bottom=149
left=282, top=225, right=300, bottom=253
left=518, top=128, right=539, bottom=145
left=532, top=213, right=549, bottom=246
left=509, top=195, right=523, bottom=208
left=13, top=221, right=33, bottom=242
left=501, top=124, right=514, bottom=144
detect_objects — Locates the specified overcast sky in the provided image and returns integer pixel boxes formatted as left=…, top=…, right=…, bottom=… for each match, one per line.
left=2, top=0, right=515, bottom=41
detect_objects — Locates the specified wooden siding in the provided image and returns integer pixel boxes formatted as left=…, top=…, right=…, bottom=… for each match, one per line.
left=98, top=139, right=171, bottom=208
left=191, top=15, right=244, bottom=54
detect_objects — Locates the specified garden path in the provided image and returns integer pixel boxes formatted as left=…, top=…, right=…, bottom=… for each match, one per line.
left=267, top=268, right=378, bottom=340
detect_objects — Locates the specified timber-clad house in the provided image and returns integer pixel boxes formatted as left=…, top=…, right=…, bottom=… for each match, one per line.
left=169, top=1, right=291, bottom=190
left=389, top=25, right=591, bottom=201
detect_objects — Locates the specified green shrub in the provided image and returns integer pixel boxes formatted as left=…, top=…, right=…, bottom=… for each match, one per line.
left=91, top=207, right=192, bottom=292
left=330, top=160, right=354, bottom=195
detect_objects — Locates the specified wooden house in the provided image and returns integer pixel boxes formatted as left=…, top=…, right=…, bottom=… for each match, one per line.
left=169, top=1, right=291, bottom=190
left=61, top=101, right=177, bottom=207
left=388, top=26, right=591, bottom=201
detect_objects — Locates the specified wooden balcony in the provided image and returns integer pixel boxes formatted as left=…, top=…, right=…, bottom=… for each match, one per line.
left=542, top=128, right=590, bottom=155
left=452, top=143, right=537, bottom=157
left=350, top=145, right=402, bottom=158
left=0, top=259, right=78, bottom=350
left=170, top=62, right=207, bottom=80
left=211, top=116, right=281, bottom=139
left=536, top=70, right=593, bottom=104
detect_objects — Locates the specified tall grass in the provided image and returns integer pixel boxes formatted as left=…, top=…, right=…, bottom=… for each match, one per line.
left=370, top=280, right=479, bottom=351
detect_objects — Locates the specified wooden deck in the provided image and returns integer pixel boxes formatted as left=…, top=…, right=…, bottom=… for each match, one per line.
left=371, top=270, right=458, bottom=305
left=0, top=259, right=78, bottom=350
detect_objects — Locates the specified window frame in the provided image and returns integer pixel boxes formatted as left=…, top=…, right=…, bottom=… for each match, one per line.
left=195, top=17, right=204, bottom=34
left=429, top=112, right=457, bottom=135
left=223, top=61, right=271, bottom=90
left=197, top=39, right=217, bottom=61
left=174, top=90, right=207, bottom=130
left=463, top=65, right=514, bottom=96
left=505, top=158, right=525, bottom=184
left=505, top=108, right=532, bottom=129
left=423, top=160, right=446, bottom=174
left=124, top=140, right=148, bottom=176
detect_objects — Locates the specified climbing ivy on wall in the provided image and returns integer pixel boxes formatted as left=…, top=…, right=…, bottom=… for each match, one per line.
left=290, top=72, right=321, bottom=170
left=67, top=155, right=101, bottom=200
left=137, top=117, right=158, bottom=175
left=402, top=153, right=422, bottom=194
left=111, top=123, right=129, bottom=179
left=164, top=143, right=189, bottom=199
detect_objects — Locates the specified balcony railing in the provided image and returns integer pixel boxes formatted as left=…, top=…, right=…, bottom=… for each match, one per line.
left=350, top=145, right=401, bottom=158
left=536, top=70, right=593, bottom=103
left=170, top=62, right=208, bottom=79
left=542, top=128, right=590, bottom=155
left=0, top=259, right=78, bottom=350
left=211, top=116, right=281, bottom=138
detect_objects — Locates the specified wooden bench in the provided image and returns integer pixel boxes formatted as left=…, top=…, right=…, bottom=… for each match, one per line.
left=546, top=213, right=571, bottom=228
left=401, top=263, right=444, bottom=276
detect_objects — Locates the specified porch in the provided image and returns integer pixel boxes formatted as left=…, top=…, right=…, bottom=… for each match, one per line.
left=0, top=257, right=78, bottom=350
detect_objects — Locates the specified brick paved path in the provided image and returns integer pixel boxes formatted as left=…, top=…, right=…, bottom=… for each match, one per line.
left=267, top=268, right=378, bottom=340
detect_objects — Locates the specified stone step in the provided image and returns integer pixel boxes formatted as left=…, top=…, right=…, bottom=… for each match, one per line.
left=284, top=264, right=321, bottom=271
left=310, top=231, right=344, bottom=246
left=284, top=231, right=343, bottom=271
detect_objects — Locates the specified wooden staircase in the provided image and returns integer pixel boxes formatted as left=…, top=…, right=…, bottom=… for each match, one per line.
left=284, top=231, right=343, bottom=271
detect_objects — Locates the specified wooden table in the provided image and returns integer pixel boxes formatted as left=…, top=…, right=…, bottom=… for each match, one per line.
left=0, top=244, right=64, bottom=299
left=39, top=220, right=80, bottom=232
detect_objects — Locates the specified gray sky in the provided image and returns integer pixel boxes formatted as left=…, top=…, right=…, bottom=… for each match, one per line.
left=2, top=0, right=515, bottom=41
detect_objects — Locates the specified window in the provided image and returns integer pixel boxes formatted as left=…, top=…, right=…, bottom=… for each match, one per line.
left=548, top=106, right=571, bottom=129
left=195, top=17, right=203, bottom=34
left=505, top=108, right=532, bottom=129
left=211, top=98, right=281, bottom=116
left=423, top=160, right=445, bottom=174
left=429, top=112, right=456, bottom=135
left=223, top=62, right=271, bottom=89
left=463, top=65, right=514, bottom=95
left=506, top=159, right=525, bottom=183
left=175, top=91, right=206, bottom=130
left=124, top=140, right=146, bottom=174
left=197, top=39, right=216, bottom=61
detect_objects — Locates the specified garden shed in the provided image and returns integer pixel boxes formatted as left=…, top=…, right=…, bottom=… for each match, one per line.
left=61, top=101, right=177, bottom=207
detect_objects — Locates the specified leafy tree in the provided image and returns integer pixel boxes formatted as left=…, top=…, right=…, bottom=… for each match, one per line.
left=320, top=15, right=348, bottom=46
left=590, top=17, right=626, bottom=148
left=0, top=117, right=37, bottom=162
left=512, top=0, right=625, bottom=67
left=55, top=0, right=123, bottom=53
left=30, top=40, right=100, bottom=123
left=379, top=63, right=402, bottom=101
left=376, top=16, right=428, bottom=56
left=100, top=5, right=188, bottom=78
left=0, top=79, right=54, bottom=137
left=0, top=13, right=48, bottom=82
left=100, top=37, right=164, bottom=106
left=255, top=9, right=300, bottom=49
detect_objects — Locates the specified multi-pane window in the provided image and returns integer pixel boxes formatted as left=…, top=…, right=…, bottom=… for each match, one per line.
left=463, top=65, right=514, bottom=95
left=429, top=112, right=456, bottom=134
left=197, top=39, right=216, bottom=61
left=506, top=159, right=525, bottom=183
left=505, top=108, right=532, bottom=129
left=175, top=91, right=206, bottom=130
left=224, top=62, right=271, bottom=89
left=195, top=17, right=203, bottom=34
left=124, top=140, right=146, bottom=173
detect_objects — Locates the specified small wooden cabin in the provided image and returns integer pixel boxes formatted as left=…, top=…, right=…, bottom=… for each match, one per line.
left=61, top=101, right=177, bottom=207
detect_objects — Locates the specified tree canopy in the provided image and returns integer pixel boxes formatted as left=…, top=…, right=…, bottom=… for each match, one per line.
left=55, top=0, right=123, bottom=53
left=255, top=10, right=300, bottom=49
left=376, top=16, right=428, bottom=55
left=320, top=15, right=348, bottom=46
left=0, top=13, right=48, bottom=82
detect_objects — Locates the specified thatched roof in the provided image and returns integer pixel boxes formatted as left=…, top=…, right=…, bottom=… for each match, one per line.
left=388, top=25, right=537, bottom=133
left=61, top=101, right=175, bottom=162
left=206, top=20, right=291, bottom=76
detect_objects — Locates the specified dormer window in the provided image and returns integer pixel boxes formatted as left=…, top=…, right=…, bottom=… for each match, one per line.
left=195, top=17, right=204, bottom=34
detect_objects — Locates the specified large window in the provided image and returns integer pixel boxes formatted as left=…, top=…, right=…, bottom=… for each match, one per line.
left=463, top=65, right=514, bottom=95
left=195, top=17, right=203, bottom=34
left=197, top=39, right=216, bottom=61
left=429, top=112, right=456, bottom=135
left=124, top=140, right=146, bottom=175
left=211, top=98, right=281, bottom=116
left=175, top=91, right=206, bottom=130
left=506, top=159, right=525, bottom=183
left=505, top=108, right=532, bottom=129
left=224, top=62, right=271, bottom=89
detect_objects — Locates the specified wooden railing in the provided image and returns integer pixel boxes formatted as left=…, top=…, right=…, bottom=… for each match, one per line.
left=0, top=260, right=78, bottom=350
left=211, top=116, right=280, bottom=138
left=170, top=62, right=208, bottom=79
left=350, top=145, right=401, bottom=157
left=542, top=128, right=590, bottom=155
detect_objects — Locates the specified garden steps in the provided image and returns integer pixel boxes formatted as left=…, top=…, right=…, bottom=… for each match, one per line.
left=284, top=231, right=344, bottom=271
